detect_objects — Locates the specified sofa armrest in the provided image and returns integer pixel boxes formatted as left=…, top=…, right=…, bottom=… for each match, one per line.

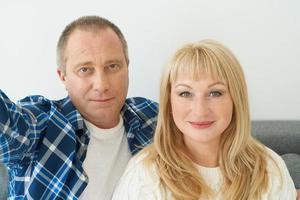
left=0, top=163, right=8, bottom=200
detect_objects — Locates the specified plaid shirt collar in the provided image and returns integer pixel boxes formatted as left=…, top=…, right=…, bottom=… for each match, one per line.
left=57, top=96, right=144, bottom=134
left=58, top=97, right=85, bottom=132
left=55, top=96, right=155, bottom=155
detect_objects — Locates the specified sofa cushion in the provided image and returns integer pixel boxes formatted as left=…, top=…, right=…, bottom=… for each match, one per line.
left=252, top=120, right=300, bottom=155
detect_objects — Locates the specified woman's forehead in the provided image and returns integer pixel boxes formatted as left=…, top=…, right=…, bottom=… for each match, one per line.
left=171, top=69, right=225, bottom=84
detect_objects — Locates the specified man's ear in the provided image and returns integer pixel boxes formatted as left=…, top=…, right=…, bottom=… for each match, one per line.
left=57, top=68, right=68, bottom=91
left=57, top=68, right=66, bottom=82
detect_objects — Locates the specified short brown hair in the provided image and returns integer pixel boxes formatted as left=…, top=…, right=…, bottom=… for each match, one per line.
left=56, top=16, right=129, bottom=71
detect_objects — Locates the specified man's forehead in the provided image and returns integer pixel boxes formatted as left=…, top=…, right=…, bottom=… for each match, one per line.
left=66, top=28, right=121, bottom=48
left=63, top=29, right=125, bottom=68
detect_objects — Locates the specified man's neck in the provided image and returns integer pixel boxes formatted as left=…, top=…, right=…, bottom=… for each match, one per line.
left=84, top=116, right=120, bottom=129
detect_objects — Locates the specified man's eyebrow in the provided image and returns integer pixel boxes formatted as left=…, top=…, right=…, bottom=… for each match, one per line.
left=74, top=61, right=93, bottom=68
left=104, top=59, right=123, bottom=65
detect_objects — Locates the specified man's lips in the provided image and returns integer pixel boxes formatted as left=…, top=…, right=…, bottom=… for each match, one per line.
left=89, top=97, right=114, bottom=102
left=189, top=121, right=214, bottom=129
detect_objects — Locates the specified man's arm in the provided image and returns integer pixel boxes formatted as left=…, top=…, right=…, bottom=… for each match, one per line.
left=0, top=90, right=40, bottom=165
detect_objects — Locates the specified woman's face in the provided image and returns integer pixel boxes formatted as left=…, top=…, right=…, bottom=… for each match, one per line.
left=170, top=72, right=233, bottom=149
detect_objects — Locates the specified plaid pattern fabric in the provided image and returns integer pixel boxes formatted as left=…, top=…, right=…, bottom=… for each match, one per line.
left=0, top=90, right=158, bottom=199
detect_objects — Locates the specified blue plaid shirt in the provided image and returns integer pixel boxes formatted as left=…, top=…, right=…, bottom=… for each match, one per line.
left=0, top=90, right=158, bottom=199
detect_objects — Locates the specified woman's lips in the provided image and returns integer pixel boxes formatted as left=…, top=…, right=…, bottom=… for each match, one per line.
left=189, top=121, right=214, bottom=129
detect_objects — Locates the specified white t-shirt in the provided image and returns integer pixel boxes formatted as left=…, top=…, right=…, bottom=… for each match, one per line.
left=79, top=116, right=132, bottom=200
left=112, top=148, right=297, bottom=200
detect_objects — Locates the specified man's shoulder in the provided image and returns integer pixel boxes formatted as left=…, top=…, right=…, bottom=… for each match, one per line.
left=18, top=95, right=67, bottom=104
left=125, top=97, right=158, bottom=107
left=123, top=97, right=158, bottom=121
left=16, top=95, right=76, bottom=119
left=18, top=95, right=69, bottom=110
left=125, top=97, right=158, bottom=113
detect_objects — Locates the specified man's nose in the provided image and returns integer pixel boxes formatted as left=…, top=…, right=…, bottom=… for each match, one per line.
left=92, top=71, right=110, bottom=93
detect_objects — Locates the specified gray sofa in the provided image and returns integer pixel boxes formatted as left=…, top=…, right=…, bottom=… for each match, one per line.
left=0, top=165, right=6, bottom=199
left=0, top=120, right=299, bottom=199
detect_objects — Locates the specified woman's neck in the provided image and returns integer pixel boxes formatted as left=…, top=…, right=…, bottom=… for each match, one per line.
left=183, top=139, right=220, bottom=167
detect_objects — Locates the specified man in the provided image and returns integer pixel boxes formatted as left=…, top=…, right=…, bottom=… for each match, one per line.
left=0, top=16, right=158, bottom=199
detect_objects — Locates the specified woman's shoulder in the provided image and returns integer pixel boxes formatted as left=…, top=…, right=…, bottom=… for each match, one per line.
left=263, top=147, right=297, bottom=198
left=124, top=151, right=157, bottom=176
left=126, top=151, right=162, bottom=185
left=265, top=147, right=288, bottom=173
left=112, top=151, right=165, bottom=200
left=264, top=147, right=290, bottom=180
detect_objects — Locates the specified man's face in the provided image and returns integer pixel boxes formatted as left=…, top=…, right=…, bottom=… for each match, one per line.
left=57, top=28, right=129, bottom=129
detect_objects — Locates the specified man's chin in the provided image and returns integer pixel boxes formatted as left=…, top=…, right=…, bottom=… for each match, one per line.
left=84, top=111, right=121, bottom=129
left=86, top=107, right=119, bottom=119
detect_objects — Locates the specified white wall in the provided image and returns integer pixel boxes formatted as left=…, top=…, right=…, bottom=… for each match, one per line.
left=0, top=0, right=299, bottom=120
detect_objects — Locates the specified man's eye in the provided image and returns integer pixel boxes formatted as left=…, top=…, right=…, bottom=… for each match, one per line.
left=179, top=91, right=192, bottom=97
left=79, top=67, right=90, bottom=73
left=209, top=91, right=222, bottom=97
left=107, top=63, right=120, bottom=71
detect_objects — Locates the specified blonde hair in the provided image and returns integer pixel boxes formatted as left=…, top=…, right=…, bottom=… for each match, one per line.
left=142, top=39, right=272, bottom=200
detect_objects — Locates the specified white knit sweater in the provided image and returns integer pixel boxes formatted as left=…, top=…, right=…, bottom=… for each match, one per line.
left=112, top=148, right=296, bottom=200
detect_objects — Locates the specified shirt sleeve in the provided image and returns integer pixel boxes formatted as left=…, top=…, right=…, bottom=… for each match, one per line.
left=0, top=90, right=39, bottom=165
left=112, top=154, right=163, bottom=200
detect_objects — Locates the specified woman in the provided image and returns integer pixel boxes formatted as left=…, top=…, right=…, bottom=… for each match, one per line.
left=112, top=40, right=296, bottom=200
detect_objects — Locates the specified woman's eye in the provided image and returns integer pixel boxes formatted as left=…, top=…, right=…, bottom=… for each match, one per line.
left=209, top=91, right=222, bottom=97
left=179, top=91, right=192, bottom=97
